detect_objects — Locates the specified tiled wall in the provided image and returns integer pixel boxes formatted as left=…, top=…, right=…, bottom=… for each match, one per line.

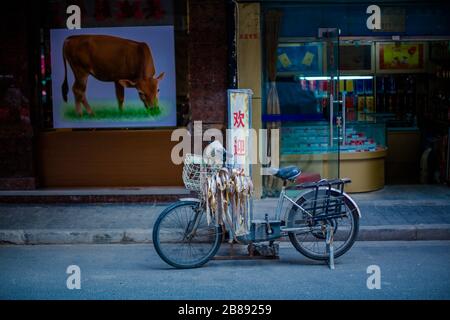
left=188, top=0, right=228, bottom=125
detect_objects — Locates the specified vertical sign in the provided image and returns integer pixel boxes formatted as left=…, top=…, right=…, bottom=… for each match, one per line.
left=228, top=89, right=253, bottom=176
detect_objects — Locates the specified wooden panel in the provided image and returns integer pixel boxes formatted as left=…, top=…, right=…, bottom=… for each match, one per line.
left=38, top=130, right=183, bottom=188
left=386, top=130, right=421, bottom=184
left=237, top=3, right=262, bottom=98
left=281, top=149, right=387, bottom=193
left=340, top=156, right=385, bottom=193
left=386, top=130, right=421, bottom=162
left=250, top=98, right=262, bottom=198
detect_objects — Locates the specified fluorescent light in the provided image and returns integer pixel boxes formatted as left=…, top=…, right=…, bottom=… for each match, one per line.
left=298, top=76, right=373, bottom=81
left=340, top=76, right=373, bottom=80
left=298, top=76, right=329, bottom=81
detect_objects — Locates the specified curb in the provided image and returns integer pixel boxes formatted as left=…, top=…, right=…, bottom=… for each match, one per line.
left=0, top=187, right=192, bottom=204
left=1, top=225, right=450, bottom=245
left=356, top=224, right=450, bottom=241
left=0, top=229, right=152, bottom=245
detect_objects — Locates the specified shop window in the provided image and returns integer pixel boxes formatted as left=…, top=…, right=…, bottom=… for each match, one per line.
left=262, top=38, right=391, bottom=196
left=260, top=2, right=450, bottom=194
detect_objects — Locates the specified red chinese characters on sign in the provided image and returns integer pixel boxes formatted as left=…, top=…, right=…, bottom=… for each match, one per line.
left=234, top=138, right=246, bottom=156
left=239, top=33, right=258, bottom=40
left=233, top=111, right=245, bottom=128
left=115, top=0, right=166, bottom=21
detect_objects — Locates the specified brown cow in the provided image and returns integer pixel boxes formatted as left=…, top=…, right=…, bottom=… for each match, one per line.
left=61, top=35, right=164, bottom=116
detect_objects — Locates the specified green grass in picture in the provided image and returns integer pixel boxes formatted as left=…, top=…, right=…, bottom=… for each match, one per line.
left=62, top=100, right=167, bottom=122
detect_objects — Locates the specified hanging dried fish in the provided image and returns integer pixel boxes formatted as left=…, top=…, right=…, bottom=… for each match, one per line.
left=202, top=164, right=253, bottom=239
left=204, top=173, right=212, bottom=226
left=217, top=168, right=233, bottom=232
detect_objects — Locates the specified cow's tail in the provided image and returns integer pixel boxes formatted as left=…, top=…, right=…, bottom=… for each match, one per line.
left=61, top=41, right=69, bottom=102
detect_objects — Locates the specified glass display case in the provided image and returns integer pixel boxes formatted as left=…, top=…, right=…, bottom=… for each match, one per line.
left=281, top=121, right=386, bottom=155
left=275, top=74, right=388, bottom=194
left=265, top=37, right=389, bottom=194
left=279, top=75, right=387, bottom=157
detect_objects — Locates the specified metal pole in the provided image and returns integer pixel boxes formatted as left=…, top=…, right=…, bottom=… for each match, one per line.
left=330, top=93, right=334, bottom=147
left=342, top=91, right=346, bottom=145
left=447, top=127, right=450, bottom=183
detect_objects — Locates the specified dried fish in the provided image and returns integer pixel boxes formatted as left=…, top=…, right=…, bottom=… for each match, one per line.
left=202, top=164, right=253, bottom=239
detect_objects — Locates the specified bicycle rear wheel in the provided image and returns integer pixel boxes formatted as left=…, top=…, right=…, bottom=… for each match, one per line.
left=287, top=188, right=360, bottom=261
left=153, top=200, right=222, bottom=268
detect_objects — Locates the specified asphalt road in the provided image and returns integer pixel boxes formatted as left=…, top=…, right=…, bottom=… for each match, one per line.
left=0, top=241, right=449, bottom=300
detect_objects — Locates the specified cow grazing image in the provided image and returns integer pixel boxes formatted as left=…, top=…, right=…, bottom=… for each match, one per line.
left=61, top=35, right=165, bottom=116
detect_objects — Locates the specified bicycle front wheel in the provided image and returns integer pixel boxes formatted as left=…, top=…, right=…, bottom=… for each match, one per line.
left=153, top=200, right=222, bottom=268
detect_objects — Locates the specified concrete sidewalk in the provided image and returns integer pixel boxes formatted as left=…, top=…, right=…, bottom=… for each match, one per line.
left=0, top=185, right=449, bottom=244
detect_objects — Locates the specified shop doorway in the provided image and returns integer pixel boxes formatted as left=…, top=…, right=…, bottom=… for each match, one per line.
left=263, top=28, right=343, bottom=196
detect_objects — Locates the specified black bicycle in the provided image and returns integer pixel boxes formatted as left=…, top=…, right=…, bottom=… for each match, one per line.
left=153, top=154, right=361, bottom=269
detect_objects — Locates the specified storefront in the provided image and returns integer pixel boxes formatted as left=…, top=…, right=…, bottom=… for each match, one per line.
left=1, top=0, right=449, bottom=199
left=236, top=0, right=450, bottom=195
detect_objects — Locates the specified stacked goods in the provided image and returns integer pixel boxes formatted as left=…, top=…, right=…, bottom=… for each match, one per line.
left=281, top=125, right=378, bottom=154
left=341, top=130, right=378, bottom=152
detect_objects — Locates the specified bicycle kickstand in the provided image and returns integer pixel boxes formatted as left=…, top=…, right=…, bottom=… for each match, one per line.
left=325, top=224, right=335, bottom=270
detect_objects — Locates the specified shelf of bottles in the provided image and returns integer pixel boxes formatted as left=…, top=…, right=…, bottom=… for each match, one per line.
left=280, top=75, right=386, bottom=155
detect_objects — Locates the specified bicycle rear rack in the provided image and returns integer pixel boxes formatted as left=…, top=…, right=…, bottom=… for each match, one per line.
left=288, top=178, right=350, bottom=218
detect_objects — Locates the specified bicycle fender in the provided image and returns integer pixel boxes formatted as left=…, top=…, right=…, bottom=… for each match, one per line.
left=179, top=198, right=201, bottom=203
left=156, top=199, right=201, bottom=223
left=342, top=191, right=362, bottom=218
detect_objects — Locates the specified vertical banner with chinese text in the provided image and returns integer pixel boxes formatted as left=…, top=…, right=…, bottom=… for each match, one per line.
left=227, top=89, right=253, bottom=176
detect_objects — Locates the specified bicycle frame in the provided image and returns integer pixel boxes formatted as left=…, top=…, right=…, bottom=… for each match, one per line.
left=275, top=186, right=310, bottom=221
left=272, top=186, right=319, bottom=235
left=181, top=177, right=359, bottom=243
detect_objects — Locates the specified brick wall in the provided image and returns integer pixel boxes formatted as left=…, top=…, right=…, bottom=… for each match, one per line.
left=0, top=3, right=36, bottom=190
left=188, top=0, right=229, bottom=127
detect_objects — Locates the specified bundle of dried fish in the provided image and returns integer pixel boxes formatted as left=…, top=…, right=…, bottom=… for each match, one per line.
left=203, top=167, right=253, bottom=240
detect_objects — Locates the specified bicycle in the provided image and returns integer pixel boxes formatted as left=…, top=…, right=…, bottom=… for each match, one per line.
left=153, top=153, right=361, bottom=269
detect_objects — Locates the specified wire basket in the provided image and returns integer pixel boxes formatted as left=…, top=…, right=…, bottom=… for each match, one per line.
left=182, top=153, right=222, bottom=195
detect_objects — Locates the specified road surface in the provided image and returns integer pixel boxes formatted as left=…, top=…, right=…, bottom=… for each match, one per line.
left=0, top=241, right=449, bottom=299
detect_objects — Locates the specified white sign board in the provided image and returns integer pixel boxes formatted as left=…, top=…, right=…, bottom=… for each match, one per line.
left=227, top=89, right=253, bottom=176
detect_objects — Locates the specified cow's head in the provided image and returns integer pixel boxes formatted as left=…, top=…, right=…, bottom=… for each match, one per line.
left=119, top=72, right=165, bottom=109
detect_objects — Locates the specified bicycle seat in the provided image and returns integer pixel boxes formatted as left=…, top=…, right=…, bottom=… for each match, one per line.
left=273, top=166, right=301, bottom=181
